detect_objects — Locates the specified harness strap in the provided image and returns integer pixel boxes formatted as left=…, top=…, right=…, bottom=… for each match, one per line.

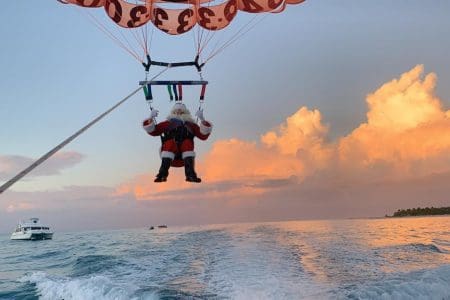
left=143, top=84, right=153, bottom=101
left=178, top=84, right=183, bottom=101
left=200, top=84, right=207, bottom=100
left=172, top=84, right=178, bottom=101
left=167, top=85, right=174, bottom=101
left=142, top=55, right=205, bottom=73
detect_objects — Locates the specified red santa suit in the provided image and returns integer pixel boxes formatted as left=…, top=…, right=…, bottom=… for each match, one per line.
left=142, top=103, right=212, bottom=166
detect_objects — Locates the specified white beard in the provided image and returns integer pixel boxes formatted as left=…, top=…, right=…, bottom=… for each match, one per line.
left=167, top=112, right=196, bottom=123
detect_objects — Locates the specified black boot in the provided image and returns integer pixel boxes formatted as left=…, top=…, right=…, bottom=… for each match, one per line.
left=184, top=157, right=201, bottom=183
left=154, top=158, right=172, bottom=182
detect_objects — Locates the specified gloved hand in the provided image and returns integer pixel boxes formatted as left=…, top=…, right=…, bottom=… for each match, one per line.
left=195, top=108, right=205, bottom=121
left=150, top=109, right=159, bottom=119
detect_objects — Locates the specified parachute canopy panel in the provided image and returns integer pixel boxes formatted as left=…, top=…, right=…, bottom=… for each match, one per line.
left=60, top=0, right=305, bottom=34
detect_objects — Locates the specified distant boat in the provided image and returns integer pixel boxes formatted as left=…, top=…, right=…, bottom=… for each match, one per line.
left=149, top=225, right=167, bottom=230
left=10, top=218, right=53, bottom=240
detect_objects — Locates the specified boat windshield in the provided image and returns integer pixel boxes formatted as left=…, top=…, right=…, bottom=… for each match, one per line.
left=22, top=227, right=45, bottom=230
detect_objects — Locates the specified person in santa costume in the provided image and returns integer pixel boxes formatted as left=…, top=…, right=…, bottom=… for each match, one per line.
left=142, top=102, right=213, bottom=183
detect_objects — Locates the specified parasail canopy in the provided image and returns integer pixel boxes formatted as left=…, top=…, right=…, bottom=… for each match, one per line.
left=59, top=0, right=305, bottom=35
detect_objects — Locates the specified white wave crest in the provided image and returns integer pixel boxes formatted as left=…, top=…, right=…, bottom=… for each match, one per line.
left=19, top=272, right=158, bottom=300
left=344, top=265, right=450, bottom=300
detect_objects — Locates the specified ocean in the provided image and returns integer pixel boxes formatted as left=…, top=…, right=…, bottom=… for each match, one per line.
left=0, top=216, right=449, bottom=299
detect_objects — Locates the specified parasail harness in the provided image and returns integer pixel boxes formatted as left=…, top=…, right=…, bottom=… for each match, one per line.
left=140, top=55, right=209, bottom=166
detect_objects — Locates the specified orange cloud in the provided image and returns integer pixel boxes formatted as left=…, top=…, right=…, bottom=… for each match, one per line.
left=338, top=65, right=450, bottom=179
left=115, top=171, right=191, bottom=200
left=117, top=65, right=450, bottom=200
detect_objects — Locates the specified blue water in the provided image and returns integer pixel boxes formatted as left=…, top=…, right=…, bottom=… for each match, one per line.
left=1, top=217, right=450, bottom=299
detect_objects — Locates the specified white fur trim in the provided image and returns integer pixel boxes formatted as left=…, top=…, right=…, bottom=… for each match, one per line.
left=200, top=121, right=212, bottom=135
left=161, top=151, right=175, bottom=159
left=182, top=151, right=196, bottom=159
left=166, top=113, right=196, bottom=123
left=167, top=103, right=196, bottom=123
left=143, top=120, right=155, bottom=133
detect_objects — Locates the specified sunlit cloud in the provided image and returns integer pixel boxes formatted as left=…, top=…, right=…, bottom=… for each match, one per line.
left=0, top=151, right=84, bottom=181
left=338, top=64, right=450, bottom=179
left=119, top=65, right=450, bottom=202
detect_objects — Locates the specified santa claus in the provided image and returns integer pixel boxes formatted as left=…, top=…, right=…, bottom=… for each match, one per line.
left=142, top=102, right=213, bottom=183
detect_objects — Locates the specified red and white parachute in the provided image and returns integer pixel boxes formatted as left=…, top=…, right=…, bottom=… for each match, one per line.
left=59, top=0, right=304, bottom=35
left=58, top=0, right=305, bottom=66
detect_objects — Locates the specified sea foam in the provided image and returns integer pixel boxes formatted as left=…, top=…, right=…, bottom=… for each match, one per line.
left=20, top=272, right=158, bottom=300
left=344, top=265, right=450, bottom=300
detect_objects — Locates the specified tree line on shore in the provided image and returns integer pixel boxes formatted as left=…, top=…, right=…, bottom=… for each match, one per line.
left=388, top=206, right=450, bottom=217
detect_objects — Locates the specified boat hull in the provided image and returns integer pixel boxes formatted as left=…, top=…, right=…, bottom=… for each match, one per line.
left=10, top=232, right=53, bottom=240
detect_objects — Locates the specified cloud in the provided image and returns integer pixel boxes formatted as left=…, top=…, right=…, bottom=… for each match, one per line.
left=0, top=151, right=84, bottom=181
left=118, top=65, right=450, bottom=206
left=338, top=64, right=450, bottom=179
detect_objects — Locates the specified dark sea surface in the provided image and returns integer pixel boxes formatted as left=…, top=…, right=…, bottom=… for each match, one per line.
left=0, top=217, right=449, bottom=299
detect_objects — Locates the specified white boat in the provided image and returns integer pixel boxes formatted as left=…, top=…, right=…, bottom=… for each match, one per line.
left=10, top=218, right=53, bottom=240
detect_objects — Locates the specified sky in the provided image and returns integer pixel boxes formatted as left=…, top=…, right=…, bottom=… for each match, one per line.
left=1, top=1, right=450, bottom=232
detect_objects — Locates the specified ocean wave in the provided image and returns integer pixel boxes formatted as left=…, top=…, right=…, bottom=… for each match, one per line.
left=20, top=272, right=158, bottom=300
left=380, top=242, right=444, bottom=254
left=342, top=265, right=450, bottom=299
left=30, top=250, right=66, bottom=260
left=72, top=255, right=128, bottom=276
left=407, top=243, right=444, bottom=253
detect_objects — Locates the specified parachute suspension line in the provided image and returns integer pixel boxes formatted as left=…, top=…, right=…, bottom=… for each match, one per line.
left=127, top=27, right=147, bottom=58
left=107, top=0, right=148, bottom=60
left=196, top=0, right=216, bottom=57
left=111, top=22, right=146, bottom=61
left=204, top=14, right=267, bottom=64
left=195, top=0, right=216, bottom=58
left=82, top=3, right=151, bottom=63
left=196, top=9, right=205, bottom=54
left=141, top=23, right=150, bottom=57
left=149, top=26, right=155, bottom=48
left=198, top=28, right=219, bottom=58
left=198, top=26, right=207, bottom=55
left=204, top=15, right=263, bottom=63
left=192, top=16, right=201, bottom=55
left=0, top=66, right=170, bottom=195
left=83, top=10, right=142, bottom=62
left=135, top=0, right=150, bottom=56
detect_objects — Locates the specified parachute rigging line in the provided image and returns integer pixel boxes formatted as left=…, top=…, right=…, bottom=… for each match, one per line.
left=204, top=14, right=267, bottom=64
left=81, top=3, right=152, bottom=63
left=0, top=67, right=170, bottom=195
left=83, top=9, right=142, bottom=62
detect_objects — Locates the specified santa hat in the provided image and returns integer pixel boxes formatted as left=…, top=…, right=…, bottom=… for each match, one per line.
left=171, top=102, right=190, bottom=114
left=167, top=102, right=195, bottom=122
